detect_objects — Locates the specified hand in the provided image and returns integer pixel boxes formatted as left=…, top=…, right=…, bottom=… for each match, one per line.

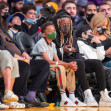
left=67, top=61, right=78, bottom=71
left=106, top=47, right=111, bottom=55
left=63, top=45, right=76, bottom=54
left=91, top=36, right=101, bottom=44
left=22, top=52, right=30, bottom=64
left=14, top=54, right=25, bottom=60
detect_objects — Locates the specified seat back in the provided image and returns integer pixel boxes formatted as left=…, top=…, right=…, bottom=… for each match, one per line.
left=14, top=31, right=35, bottom=54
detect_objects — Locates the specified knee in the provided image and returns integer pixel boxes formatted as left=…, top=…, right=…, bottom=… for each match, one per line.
left=0, top=50, right=12, bottom=59
left=76, top=59, right=85, bottom=67
left=94, top=60, right=103, bottom=66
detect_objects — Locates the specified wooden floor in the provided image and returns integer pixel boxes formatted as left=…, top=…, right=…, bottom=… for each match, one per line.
left=1, top=107, right=111, bottom=111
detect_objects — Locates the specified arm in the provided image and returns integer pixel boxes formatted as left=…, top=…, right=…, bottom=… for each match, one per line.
left=42, top=52, right=77, bottom=71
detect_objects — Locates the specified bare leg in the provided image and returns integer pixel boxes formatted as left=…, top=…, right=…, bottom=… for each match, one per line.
left=2, top=67, right=11, bottom=91
left=11, top=78, right=15, bottom=91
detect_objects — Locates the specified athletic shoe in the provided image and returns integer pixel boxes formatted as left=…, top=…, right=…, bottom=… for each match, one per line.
left=0, top=102, right=9, bottom=109
left=84, top=89, right=98, bottom=106
left=3, top=90, right=18, bottom=103
left=72, top=98, right=87, bottom=106
left=99, top=89, right=111, bottom=106
left=60, top=97, right=76, bottom=106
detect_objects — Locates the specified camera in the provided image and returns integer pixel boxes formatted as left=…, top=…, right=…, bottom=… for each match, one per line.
left=37, top=16, right=48, bottom=26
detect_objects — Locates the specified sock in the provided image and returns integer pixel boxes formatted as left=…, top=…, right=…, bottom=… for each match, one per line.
left=60, top=89, right=67, bottom=101
left=26, top=91, right=36, bottom=102
left=69, top=91, right=75, bottom=101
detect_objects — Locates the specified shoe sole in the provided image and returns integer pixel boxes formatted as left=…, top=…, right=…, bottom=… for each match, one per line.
left=3, top=98, right=18, bottom=103
left=86, top=103, right=98, bottom=107
left=99, top=102, right=111, bottom=106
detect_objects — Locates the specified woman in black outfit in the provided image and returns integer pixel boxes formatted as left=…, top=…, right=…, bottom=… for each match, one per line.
left=0, top=2, right=49, bottom=107
left=90, top=12, right=111, bottom=68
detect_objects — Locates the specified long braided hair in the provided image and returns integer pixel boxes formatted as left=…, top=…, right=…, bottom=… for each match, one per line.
left=57, top=17, right=73, bottom=47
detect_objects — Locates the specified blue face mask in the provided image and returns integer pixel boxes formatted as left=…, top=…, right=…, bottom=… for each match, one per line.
left=26, top=18, right=36, bottom=24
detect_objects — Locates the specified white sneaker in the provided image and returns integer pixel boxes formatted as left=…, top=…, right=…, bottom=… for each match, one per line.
left=0, top=102, right=9, bottom=109
left=73, top=98, right=87, bottom=106
left=99, top=89, right=111, bottom=106
left=84, top=89, right=98, bottom=106
left=3, top=90, right=18, bottom=103
left=60, top=97, right=76, bottom=106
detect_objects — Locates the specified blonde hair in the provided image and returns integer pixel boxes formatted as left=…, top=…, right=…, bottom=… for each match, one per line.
left=90, top=12, right=111, bottom=37
left=57, top=17, right=73, bottom=46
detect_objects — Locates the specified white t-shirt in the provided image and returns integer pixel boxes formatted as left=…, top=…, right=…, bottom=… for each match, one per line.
left=32, top=38, right=57, bottom=60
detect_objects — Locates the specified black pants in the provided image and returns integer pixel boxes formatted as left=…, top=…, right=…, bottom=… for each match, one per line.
left=85, top=59, right=106, bottom=91
left=13, top=60, right=49, bottom=96
left=64, top=58, right=106, bottom=91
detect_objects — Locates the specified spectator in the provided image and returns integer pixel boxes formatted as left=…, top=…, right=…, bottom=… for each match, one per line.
left=53, top=10, right=99, bottom=106
left=76, top=24, right=111, bottom=106
left=9, top=0, right=23, bottom=14
left=62, top=0, right=77, bottom=23
left=40, top=5, right=56, bottom=21
left=90, top=12, right=111, bottom=68
left=75, top=0, right=88, bottom=24
left=76, top=3, right=97, bottom=35
left=34, top=0, right=45, bottom=15
left=0, top=2, right=50, bottom=107
left=99, top=3, right=111, bottom=18
left=0, top=50, right=25, bottom=109
left=21, top=3, right=39, bottom=35
left=8, top=12, right=24, bottom=38
left=32, top=22, right=81, bottom=106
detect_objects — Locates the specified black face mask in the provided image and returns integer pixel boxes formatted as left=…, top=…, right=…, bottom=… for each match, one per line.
left=2, top=12, right=9, bottom=19
left=86, top=14, right=94, bottom=22
left=60, top=25, right=70, bottom=35
left=97, top=27, right=107, bottom=34
left=79, top=11, right=84, bottom=16
left=13, top=24, right=22, bottom=31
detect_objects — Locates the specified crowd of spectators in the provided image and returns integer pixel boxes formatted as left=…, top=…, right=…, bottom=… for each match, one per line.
left=0, top=0, right=111, bottom=109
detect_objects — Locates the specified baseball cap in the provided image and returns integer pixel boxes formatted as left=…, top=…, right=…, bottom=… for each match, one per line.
left=8, top=12, right=24, bottom=23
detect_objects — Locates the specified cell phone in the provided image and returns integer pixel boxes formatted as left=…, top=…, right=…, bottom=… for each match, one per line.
left=87, top=35, right=94, bottom=44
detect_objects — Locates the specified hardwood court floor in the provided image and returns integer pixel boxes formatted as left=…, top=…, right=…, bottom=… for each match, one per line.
left=1, top=107, right=111, bottom=111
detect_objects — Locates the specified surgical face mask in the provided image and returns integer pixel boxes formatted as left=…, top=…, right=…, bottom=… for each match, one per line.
left=2, top=12, right=9, bottom=19
left=86, top=14, right=94, bottom=22
left=97, top=27, right=107, bottom=34
left=47, top=32, right=56, bottom=40
left=60, top=25, right=70, bottom=35
left=13, top=24, right=22, bottom=30
left=26, top=18, right=36, bottom=24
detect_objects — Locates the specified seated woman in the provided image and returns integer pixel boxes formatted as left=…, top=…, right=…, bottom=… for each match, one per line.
left=0, top=50, right=25, bottom=109
left=90, top=12, right=111, bottom=68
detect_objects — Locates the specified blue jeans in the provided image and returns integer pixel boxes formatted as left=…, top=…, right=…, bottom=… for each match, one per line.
left=103, top=61, right=111, bottom=68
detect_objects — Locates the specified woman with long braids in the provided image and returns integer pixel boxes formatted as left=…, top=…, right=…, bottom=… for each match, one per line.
left=53, top=10, right=111, bottom=106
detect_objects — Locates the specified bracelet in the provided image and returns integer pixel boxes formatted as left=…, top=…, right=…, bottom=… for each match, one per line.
left=56, top=61, right=58, bottom=65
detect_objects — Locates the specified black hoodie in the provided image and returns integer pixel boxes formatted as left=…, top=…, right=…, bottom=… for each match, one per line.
left=53, top=10, right=83, bottom=61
